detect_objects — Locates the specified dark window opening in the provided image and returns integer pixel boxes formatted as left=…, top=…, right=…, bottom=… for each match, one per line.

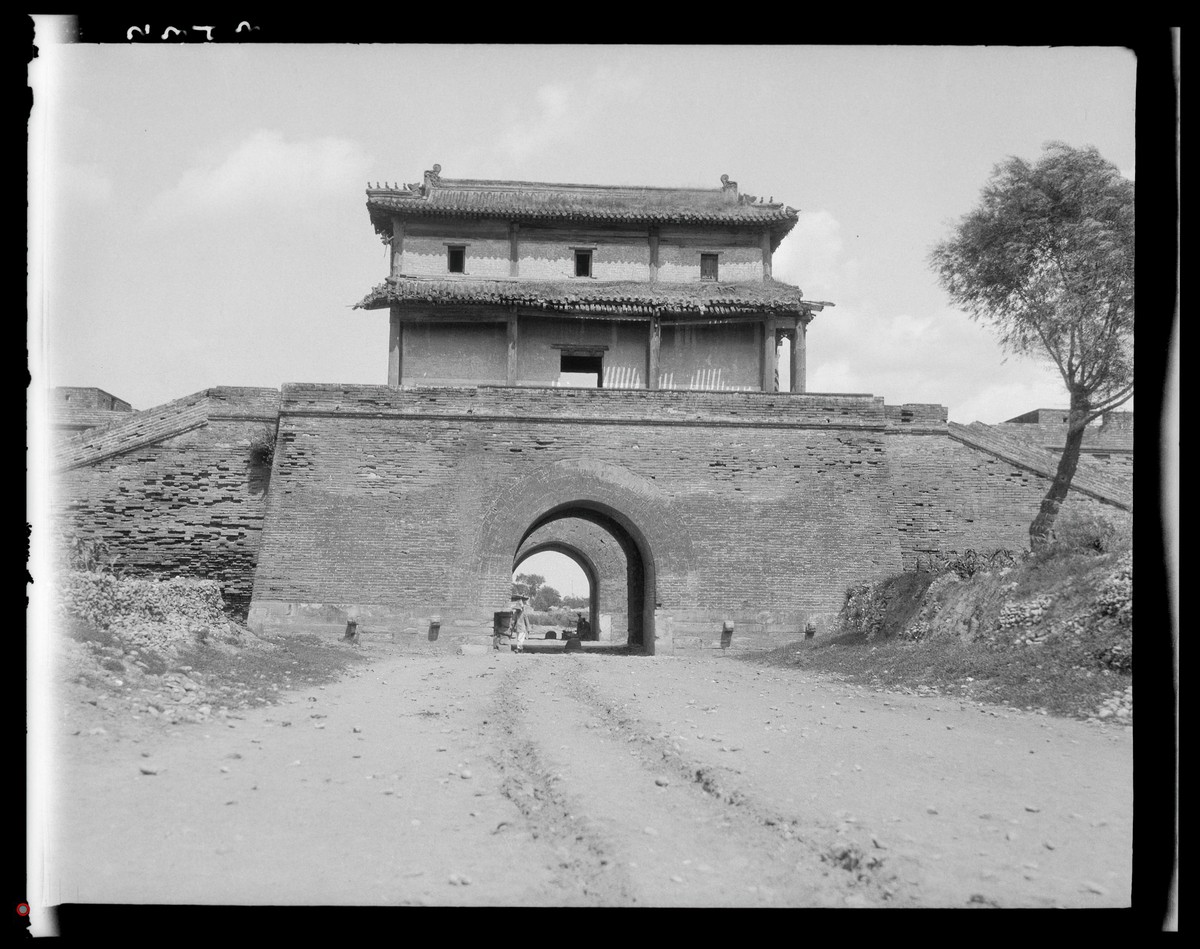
left=447, top=245, right=466, bottom=273
left=700, top=253, right=719, bottom=281
left=560, top=353, right=603, bottom=388
left=575, top=249, right=593, bottom=278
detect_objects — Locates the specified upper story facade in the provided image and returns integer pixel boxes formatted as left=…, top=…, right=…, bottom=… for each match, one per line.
left=356, top=166, right=830, bottom=392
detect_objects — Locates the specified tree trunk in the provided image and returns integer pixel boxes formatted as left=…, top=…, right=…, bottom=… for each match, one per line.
left=1029, top=404, right=1089, bottom=551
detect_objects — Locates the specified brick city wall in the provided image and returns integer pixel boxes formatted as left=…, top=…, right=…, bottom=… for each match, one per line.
left=54, top=381, right=1132, bottom=648
left=250, top=385, right=929, bottom=647
left=53, top=388, right=280, bottom=613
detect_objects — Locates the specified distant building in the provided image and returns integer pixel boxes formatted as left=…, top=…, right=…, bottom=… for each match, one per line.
left=997, top=408, right=1133, bottom=473
left=50, top=387, right=133, bottom=441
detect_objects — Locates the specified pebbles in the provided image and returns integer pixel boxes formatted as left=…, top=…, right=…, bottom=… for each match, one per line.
left=1090, top=686, right=1133, bottom=723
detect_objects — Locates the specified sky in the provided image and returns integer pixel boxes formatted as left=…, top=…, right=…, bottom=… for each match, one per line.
left=29, top=34, right=1143, bottom=597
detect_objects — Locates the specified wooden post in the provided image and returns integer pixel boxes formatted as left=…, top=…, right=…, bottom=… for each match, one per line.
left=390, top=218, right=404, bottom=279
left=792, top=318, right=808, bottom=394
left=761, top=230, right=773, bottom=280
left=509, top=223, right=520, bottom=278
left=648, top=227, right=660, bottom=283
left=388, top=304, right=402, bottom=386
left=647, top=316, right=661, bottom=390
left=774, top=328, right=785, bottom=393
left=506, top=310, right=519, bottom=385
left=761, top=317, right=777, bottom=392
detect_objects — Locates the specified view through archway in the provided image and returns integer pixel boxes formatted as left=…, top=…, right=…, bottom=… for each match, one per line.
left=512, top=548, right=594, bottom=640
left=513, top=503, right=652, bottom=651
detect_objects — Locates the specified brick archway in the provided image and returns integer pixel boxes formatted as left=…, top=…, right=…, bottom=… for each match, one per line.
left=521, top=507, right=649, bottom=647
left=476, top=459, right=691, bottom=653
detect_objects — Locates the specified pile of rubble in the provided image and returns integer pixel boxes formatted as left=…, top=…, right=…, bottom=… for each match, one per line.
left=1088, top=685, right=1134, bottom=725
left=53, top=571, right=281, bottom=725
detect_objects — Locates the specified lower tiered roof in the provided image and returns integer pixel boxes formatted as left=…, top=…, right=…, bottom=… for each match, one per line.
left=355, top=276, right=829, bottom=318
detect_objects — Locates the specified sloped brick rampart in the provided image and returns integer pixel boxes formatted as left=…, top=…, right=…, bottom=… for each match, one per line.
left=947, top=422, right=1132, bottom=509
left=53, top=388, right=280, bottom=612
left=885, top=429, right=1128, bottom=570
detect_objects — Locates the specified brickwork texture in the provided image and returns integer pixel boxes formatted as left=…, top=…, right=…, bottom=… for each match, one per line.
left=55, top=383, right=1132, bottom=650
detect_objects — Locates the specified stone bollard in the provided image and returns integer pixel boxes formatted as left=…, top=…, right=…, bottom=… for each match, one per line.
left=342, top=620, right=359, bottom=644
left=721, top=621, right=734, bottom=653
left=804, top=622, right=816, bottom=640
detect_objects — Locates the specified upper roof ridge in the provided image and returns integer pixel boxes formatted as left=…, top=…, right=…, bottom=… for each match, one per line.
left=365, top=166, right=791, bottom=210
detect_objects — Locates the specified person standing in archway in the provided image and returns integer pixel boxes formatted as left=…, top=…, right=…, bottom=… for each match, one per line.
left=510, top=593, right=531, bottom=653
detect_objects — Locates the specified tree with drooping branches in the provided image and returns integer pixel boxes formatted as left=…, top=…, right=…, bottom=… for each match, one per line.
left=931, top=141, right=1134, bottom=549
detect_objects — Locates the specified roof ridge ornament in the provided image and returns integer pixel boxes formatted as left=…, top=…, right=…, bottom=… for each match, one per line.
left=423, top=164, right=443, bottom=192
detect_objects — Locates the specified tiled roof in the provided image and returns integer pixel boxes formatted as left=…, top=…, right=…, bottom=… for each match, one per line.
left=365, top=167, right=799, bottom=242
left=355, top=277, right=827, bottom=317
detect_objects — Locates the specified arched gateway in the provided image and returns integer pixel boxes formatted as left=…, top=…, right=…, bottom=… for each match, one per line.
left=515, top=507, right=650, bottom=649
left=476, top=459, right=687, bottom=654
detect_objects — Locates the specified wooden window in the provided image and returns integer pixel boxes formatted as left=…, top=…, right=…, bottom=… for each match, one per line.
left=447, top=245, right=466, bottom=273
left=574, top=249, right=593, bottom=278
left=700, top=253, right=719, bottom=281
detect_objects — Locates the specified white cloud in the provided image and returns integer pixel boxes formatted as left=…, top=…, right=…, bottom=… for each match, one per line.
left=773, top=209, right=853, bottom=302
left=494, top=82, right=575, bottom=166
left=491, top=68, right=644, bottom=170
left=145, top=130, right=372, bottom=224
left=802, top=300, right=1067, bottom=421
left=949, top=379, right=1071, bottom=425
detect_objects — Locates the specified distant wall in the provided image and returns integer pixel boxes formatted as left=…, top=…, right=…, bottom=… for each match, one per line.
left=51, top=387, right=132, bottom=412
left=988, top=409, right=1134, bottom=475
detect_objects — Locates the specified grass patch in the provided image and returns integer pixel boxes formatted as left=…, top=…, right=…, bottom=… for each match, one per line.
left=746, top=539, right=1134, bottom=721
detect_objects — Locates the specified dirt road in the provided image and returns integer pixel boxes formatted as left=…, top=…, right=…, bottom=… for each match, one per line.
left=47, top=643, right=1132, bottom=908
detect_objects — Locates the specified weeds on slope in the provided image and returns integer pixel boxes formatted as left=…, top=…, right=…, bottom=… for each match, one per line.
left=747, top=511, right=1134, bottom=722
